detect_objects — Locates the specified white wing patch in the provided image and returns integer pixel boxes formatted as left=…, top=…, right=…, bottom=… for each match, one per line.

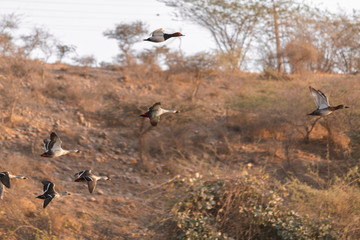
left=44, top=139, right=50, bottom=151
left=0, top=184, right=4, bottom=199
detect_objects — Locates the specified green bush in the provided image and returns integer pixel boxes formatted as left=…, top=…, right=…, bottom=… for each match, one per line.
left=170, top=173, right=339, bottom=240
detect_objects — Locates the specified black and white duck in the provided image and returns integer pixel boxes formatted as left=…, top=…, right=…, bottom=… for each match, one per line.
left=36, top=180, right=70, bottom=208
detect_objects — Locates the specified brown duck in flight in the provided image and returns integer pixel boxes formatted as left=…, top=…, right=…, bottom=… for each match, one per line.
left=308, top=86, right=349, bottom=116
left=140, top=102, right=179, bottom=126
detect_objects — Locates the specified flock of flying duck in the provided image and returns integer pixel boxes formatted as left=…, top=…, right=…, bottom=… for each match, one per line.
left=1, top=101, right=180, bottom=208
left=0, top=28, right=349, bottom=209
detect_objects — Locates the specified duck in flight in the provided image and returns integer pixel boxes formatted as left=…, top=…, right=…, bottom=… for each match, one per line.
left=140, top=102, right=179, bottom=126
left=0, top=172, right=28, bottom=199
left=41, top=132, right=79, bottom=158
left=36, top=180, right=70, bottom=208
left=144, top=28, right=184, bottom=43
left=308, top=86, right=349, bottom=116
left=74, top=170, right=111, bottom=194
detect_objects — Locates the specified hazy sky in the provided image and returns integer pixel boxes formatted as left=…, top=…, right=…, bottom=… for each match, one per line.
left=1, top=0, right=359, bottom=64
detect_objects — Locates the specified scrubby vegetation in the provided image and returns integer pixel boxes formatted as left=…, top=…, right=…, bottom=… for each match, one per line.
left=167, top=173, right=338, bottom=239
left=1, top=1, right=360, bottom=239
left=1, top=54, right=359, bottom=239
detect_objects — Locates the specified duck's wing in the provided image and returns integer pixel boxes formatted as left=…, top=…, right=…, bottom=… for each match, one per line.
left=43, top=195, right=54, bottom=208
left=43, top=138, right=51, bottom=151
left=0, top=184, right=4, bottom=199
left=151, top=28, right=164, bottom=37
left=150, top=102, right=161, bottom=111
left=48, top=132, right=62, bottom=151
left=87, top=180, right=96, bottom=193
left=317, top=89, right=330, bottom=107
left=41, top=180, right=55, bottom=194
left=74, top=170, right=91, bottom=179
left=74, top=170, right=85, bottom=179
left=309, top=87, right=329, bottom=109
left=150, top=116, right=160, bottom=126
left=0, top=172, right=10, bottom=188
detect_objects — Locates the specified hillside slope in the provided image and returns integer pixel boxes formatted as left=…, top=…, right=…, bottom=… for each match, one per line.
left=0, top=60, right=359, bottom=239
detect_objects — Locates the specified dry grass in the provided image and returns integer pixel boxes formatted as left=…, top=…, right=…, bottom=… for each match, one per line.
left=0, top=57, right=359, bottom=239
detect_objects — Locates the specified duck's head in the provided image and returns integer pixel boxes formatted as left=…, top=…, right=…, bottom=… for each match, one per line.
left=336, top=104, right=350, bottom=109
left=172, top=32, right=184, bottom=37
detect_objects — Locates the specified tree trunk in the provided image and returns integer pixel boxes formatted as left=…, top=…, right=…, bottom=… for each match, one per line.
left=272, top=0, right=283, bottom=73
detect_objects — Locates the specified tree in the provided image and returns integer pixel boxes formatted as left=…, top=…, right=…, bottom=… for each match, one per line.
left=72, top=55, right=97, bottom=78
left=138, top=45, right=170, bottom=71
left=73, top=54, right=97, bottom=67
left=283, top=39, right=318, bottom=73
left=20, top=27, right=56, bottom=61
left=257, top=0, right=314, bottom=73
left=315, top=11, right=360, bottom=73
left=166, top=51, right=216, bottom=100
left=160, top=0, right=265, bottom=70
left=103, top=21, right=147, bottom=66
left=0, top=13, right=20, bottom=56
left=272, top=0, right=282, bottom=73
left=56, top=44, right=77, bottom=62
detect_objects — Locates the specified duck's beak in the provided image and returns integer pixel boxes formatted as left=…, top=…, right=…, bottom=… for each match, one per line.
left=345, top=106, right=350, bottom=108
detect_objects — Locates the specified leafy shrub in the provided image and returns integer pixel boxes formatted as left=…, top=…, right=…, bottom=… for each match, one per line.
left=170, top=173, right=339, bottom=240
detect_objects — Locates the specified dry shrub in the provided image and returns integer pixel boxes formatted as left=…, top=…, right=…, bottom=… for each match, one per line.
left=97, top=99, right=139, bottom=128
left=41, top=78, right=81, bottom=105
left=287, top=167, right=360, bottom=239
left=39, top=75, right=104, bottom=115
left=259, top=69, right=292, bottom=81
left=1, top=201, right=57, bottom=240
left=226, top=112, right=289, bottom=143
left=284, top=39, right=318, bottom=74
